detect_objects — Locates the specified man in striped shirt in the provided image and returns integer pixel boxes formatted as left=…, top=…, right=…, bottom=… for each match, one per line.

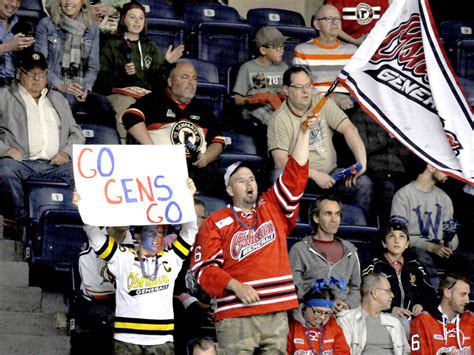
left=293, top=4, right=357, bottom=112
left=191, top=106, right=317, bottom=353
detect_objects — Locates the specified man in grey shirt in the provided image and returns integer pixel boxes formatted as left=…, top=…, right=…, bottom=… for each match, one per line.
left=337, top=273, right=410, bottom=355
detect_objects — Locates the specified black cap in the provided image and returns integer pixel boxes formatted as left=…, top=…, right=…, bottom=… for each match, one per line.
left=381, top=220, right=409, bottom=240
left=20, top=51, right=47, bottom=71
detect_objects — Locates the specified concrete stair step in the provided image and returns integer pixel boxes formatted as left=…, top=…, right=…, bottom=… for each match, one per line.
left=0, top=240, right=23, bottom=262
left=0, top=334, right=70, bottom=355
left=0, top=261, right=29, bottom=286
left=0, top=285, right=42, bottom=312
left=0, top=311, right=61, bottom=336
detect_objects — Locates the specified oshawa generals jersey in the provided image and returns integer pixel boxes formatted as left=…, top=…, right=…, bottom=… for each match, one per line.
left=85, top=221, right=197, bottom=346
left=191, top=156, right=309, bottom=321
left=410, top=307, right=473, bottom=355
left=287, top=316, right=350, bottom=354
left=78, top=229, right=134, bottom=299
left=121, top=90, right=226, bottom=158
left=326, top=0, right=389, bottom=39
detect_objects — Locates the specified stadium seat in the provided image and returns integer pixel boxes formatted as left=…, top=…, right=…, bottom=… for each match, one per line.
left=194, top=194, right=228, bottom=215
left=184, top=58, right=228, bottom=127
left=79, top=122, right=121, bottom=145
left=139, top=0, right=186, bottom=53
left=459, top=77, right=474, bottom=107
left=184, top=3, right=253, bottom=83
left=219, top=130, right=267, bottom=169
left=456, top=39, right=474, bottom=80
left=23, top=180, right=86, bottom=274
left=439, top=20, right=474, bottom=62
left=287, top=222, right=313, bottom=251
left=16, top=0, right=47, bottom=33
left=246, top=8, right=317, bottom=65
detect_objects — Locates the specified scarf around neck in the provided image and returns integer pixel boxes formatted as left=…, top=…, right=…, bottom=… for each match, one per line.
left=59, top=13, right=86, bottom=76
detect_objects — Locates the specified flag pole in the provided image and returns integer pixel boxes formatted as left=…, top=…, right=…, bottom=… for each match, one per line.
left=301, top=80, right=339, bottom=129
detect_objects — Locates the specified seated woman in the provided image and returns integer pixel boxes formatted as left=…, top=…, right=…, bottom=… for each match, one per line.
left=362, top=222, right=438, bottom=321
left=94, top=1, right=184, bottom=140
left=35, top=0, right=116, bottom=127
left=287, top=278, right=350, bottom=354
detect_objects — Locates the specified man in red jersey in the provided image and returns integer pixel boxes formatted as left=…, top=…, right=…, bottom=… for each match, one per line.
left=190, top=81, right=318, bottom=352
left=410, top=273, right=473, bottom=354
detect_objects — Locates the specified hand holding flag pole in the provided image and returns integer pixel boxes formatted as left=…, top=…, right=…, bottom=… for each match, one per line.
left=301, top=80, right=339, bottom=129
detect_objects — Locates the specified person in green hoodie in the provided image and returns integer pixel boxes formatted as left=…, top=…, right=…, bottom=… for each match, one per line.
left=94, top=1, right=184, bottom=140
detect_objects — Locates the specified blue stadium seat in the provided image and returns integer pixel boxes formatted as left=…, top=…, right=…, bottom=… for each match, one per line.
left=184, top=3, right=253, bottom=83
left=287, top=222, right=313, bottom=251
left=439, top=20, right=474, bottom=62
left=79, top=122, right=121, bottom=145
left=456, top=39, right=474, bottom=80
left=219, top=130, right=267, bottom=169
left=184, top=58, right=227, bottom=127
left=16, top=0, right=47, bottom=33
left=23, top=180, right=86, bottom=274
left=459, top=77, right=474, bottom=107
left=195, top=194, right=228, bottom=215
left=246, top=8, right=317, bottom=65
left=139, top=0, right=186, bottom=53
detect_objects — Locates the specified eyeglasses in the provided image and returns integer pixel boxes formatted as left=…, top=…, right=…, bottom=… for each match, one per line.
left=21, top=69, right=47, bottom=78
left=264, top=45, right=285, bottom=52
left=317, top=17, right=342, bottom=24
left=289, top=83, right=312, bottom=91
left=310, top=308, right=332, bottom=317
left=374, top=287, right=392, bottom=294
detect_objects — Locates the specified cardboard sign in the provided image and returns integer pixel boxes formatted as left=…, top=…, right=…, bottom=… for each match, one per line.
left=73, top=144, right=194, bottom=226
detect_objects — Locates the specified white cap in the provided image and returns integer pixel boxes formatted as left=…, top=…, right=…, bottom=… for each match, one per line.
left=224, top=161, right=243, bottom=187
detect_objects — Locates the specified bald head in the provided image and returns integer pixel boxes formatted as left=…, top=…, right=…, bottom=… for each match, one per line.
left=167, top=61, right=197, bottom=104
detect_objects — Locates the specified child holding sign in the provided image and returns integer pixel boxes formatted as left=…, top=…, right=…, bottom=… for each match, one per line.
left=75, top=178, right=197, bottom=353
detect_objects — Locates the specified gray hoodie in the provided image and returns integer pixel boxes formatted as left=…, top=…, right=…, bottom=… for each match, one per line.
left=289, top=235, right=361, bottom=309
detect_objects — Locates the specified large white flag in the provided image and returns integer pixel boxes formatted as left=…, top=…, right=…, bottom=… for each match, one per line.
left=337, top=0, right=473, bottom=184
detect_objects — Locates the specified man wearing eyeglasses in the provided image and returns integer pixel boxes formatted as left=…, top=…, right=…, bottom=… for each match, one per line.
left=410, top=273, right=473, bottom=354
left=293, top=4, right=357, bottom=111
left=267, top=66, right=374, bottom=225
left=337, top=272, right=410, bottom=354
left=0, top=51, right=84, bottom=238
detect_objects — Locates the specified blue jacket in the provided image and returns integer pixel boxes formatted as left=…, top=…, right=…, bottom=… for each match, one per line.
left=34, top=17, right=100, bottom=92
left=0, top=15, right=18, bottom=79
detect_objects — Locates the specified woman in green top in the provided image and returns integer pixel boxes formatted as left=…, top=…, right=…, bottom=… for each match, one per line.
left=94, top=1, right=184, bottom=140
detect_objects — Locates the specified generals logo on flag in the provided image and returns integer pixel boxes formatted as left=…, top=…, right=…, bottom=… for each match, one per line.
left=337, top=0, right=473, bottom=185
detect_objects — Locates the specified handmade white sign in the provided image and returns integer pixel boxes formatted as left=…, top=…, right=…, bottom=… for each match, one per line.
left=73, top=144, right=194, bottom=226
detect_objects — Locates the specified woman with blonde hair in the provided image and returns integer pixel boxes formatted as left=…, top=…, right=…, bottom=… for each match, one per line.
left=35, top=0, right=115, bottom=127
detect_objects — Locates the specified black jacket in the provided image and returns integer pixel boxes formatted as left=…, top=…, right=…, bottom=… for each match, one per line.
left=362, top=251, right=438, bottom=311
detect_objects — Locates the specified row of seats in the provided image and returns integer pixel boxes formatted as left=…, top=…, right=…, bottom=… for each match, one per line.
left=439, top=21, right=474, bottom=105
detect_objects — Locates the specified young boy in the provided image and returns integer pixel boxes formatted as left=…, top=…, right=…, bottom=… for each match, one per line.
left=232, top=26, right=289, bottom=126
left=362, top=222, right=437, bottom=320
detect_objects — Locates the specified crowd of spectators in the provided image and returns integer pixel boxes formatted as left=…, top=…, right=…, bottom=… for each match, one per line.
left=0, top=0, right=472, bottom=353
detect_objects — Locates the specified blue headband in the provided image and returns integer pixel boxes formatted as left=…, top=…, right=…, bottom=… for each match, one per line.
left=304, top=299, right=334, bottom=309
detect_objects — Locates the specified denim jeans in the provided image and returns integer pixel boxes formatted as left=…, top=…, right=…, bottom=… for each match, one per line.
left=0, top=158, right=74, bottom=221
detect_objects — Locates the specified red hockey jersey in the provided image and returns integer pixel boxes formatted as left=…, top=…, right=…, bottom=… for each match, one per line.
left=326, top=0, right=389, bottom=39
left=287, top=316, right=350, bottom=354
left=191, top=156, right=308, bottom=321
left=410, top=309, right=473, bottom=354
